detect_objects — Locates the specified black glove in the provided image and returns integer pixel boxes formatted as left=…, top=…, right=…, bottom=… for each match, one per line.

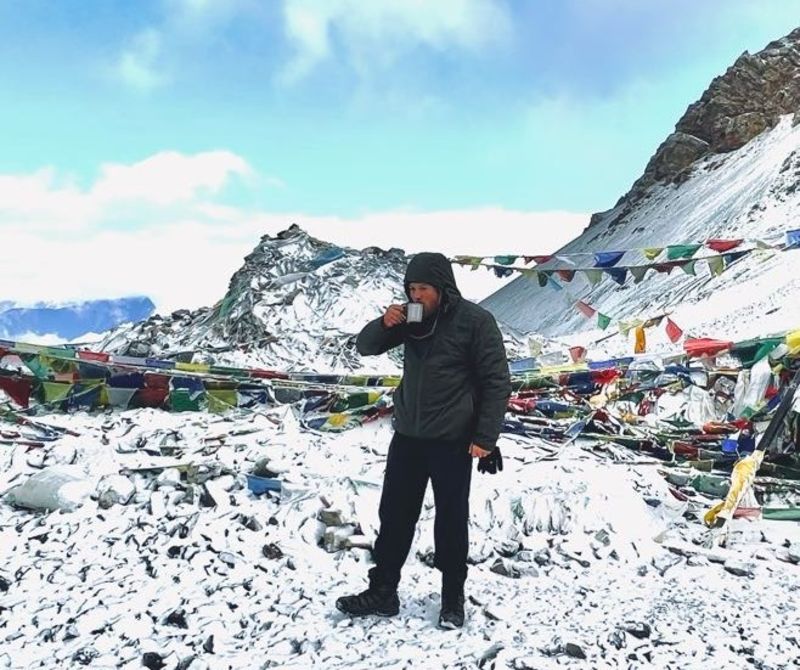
left=477, top=447, right=503, bottom=475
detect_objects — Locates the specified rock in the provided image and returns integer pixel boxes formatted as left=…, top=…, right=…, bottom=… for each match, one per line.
left=344, top=534, right=372, bottom=549
left=533, top=548, right=552, bottom=566
left=72, top=648, right=99, bottom=666
left=5, top=465, right=93, bottom=512
left=96, top=474, right=135, bottom=509
left=202, top=480, right=230, bottom=509
left=788, top=546, right=800, bottom=564
left=594, top=529, right=611, bottom=546
left=47, top=443, right=76, bottom=465
left=489, top=558, right=521, bottom=579
left=651, top=553, right=681, bottom=576
left=687, top=555, right=709, bottom=567
left=165, top=609, right=189, bottom=629
left=318, top=508, right=345, bottom=527
left=0, top=576, right=9, bottom=593
left=240, top=515, right=263, bottom=531
left=724, top=559, right=754, bottom=577
left=150, top=491, right=167, bottom=517
left=622, top=622, right=652, bottom=639
left=495, top=537, right=521, bottom=557
left=262, top=543, right=283, bottom=560
left=142, top=652, right=167, bottom=670
left=203, top=635, right=215, bottom=654
left=323, top=525, right=356, bottom=552
left=564, top=643, right=587, bottom=659
left=484, top=604, right=513, bottom=621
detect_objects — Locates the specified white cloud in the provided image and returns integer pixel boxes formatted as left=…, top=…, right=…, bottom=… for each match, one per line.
left=0, top=152, right=588, bottom=312
left=115, top=28, right=166, bottom=91
left=279, top=0, right=513, bottom=83
left=92, top=150, right=252, bottom=205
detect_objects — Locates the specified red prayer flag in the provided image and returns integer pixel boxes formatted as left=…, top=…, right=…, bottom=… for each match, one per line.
left=706, top=239, right=743, bottom=253
left=569, top=346, right=586, bottom=363
left=524, top=255, right=554, bottom=265
left=556, top=269, right=575, bottom=282
left=665, top=318, right=684, bottom=343
left=575, top=300, right=596, bottom=318
left=684, top=337, right=733, bottom=358
left=77, top=350, right=110, bottom=363
left=0, top=376, right=33, bottom=408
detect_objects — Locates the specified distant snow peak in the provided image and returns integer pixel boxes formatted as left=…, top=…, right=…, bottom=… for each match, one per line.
left=0, top=296, right=155, bottom=342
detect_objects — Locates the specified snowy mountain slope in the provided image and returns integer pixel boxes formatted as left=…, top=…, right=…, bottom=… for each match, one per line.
left=483, top=29, right=800, bottom=355
left=99, top=225, right=410, bottom=373
left=0, top=296, right=155, bottom=341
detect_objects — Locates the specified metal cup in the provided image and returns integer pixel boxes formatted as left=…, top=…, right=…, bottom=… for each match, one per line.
left=406, top=302, right=424, bottom=323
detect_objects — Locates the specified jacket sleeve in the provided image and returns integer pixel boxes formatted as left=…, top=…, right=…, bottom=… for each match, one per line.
left=471, top=314, right=511, bottom=450
left=356, top=316, right=406, bottom=356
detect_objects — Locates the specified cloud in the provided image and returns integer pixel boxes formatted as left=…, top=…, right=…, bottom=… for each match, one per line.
left=92, top=150, right=253, bottom=205
left=278, top=0, right=513, bottom=83
left=115, top=28, right=166, bottom=91
left=0, top=152, right=588, bottom=312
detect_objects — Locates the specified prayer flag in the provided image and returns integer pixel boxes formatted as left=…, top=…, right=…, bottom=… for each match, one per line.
left=666, top=244, right=702, bottom=260
left=629, top=266, right=648, bottom=283
left=597, top=313, right=612, bottom=330
left=706, top=239, right=743, bottom=253
left=634, top=325, right=646, bottom=354
left=643, top=248, right=663, bottom=261
left=576, top=300, right=596, bottom=318
left=679, top=259, right=697, bottom=275
left=605, top=267, right=627, bottom=285
left=707, top=256, right=725, bottom=276
left=583, top=269, right=603, bottom=286
left=594, top=251, right=625, bottom=268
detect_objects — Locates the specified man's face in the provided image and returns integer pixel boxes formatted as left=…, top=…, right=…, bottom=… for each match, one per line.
left=408, top=282, right=441, bottom=318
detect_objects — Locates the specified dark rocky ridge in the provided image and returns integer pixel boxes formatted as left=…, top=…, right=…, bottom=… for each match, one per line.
left=590, top=27, right=800, bottom=229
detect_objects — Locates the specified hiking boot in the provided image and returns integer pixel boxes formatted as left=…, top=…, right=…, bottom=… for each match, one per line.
left=438, top=589, right=465, bottom=629
left=336, top=585, right=399, bottom=618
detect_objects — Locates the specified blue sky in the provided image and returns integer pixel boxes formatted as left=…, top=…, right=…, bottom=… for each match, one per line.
left=1, top=1, right=799, bottom=309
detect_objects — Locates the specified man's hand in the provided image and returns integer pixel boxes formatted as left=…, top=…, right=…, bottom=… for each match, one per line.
left=475, top=446, right=503, bottom=475
left=468, top=443, right=491, bottom=458
left=383, top=304, right=406, bottom=328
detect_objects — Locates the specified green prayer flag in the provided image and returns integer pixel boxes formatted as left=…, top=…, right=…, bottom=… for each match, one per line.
left=41, top=381, right=72, bottom=403
left=597, top=313, right=612, bottom=330
left=707, top=256, right=725, bottom=276
left=629, top=266, right=648, bottom=283
left=170, top=389, right=204, bottom=412
left=679, top=259, right=697, bottom=275
left=493, top=255, right=518, bottom=265
left=666, top=244, right=702, bottom=260
left=583, top=269, right=603, bottom=286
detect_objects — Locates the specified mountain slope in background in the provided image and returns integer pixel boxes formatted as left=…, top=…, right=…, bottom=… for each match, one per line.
left=0, top=296, right=155, bottom=341
left=483, top=28, right=800, bottom=355
left=100, top=225, right=410, bottom=373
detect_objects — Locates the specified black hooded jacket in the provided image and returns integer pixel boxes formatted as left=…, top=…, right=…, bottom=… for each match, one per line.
left=356, top=252, right=511, bottom=450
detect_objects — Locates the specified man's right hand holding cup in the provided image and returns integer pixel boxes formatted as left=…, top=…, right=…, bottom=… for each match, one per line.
left=383, top=304, right=406, bottom=328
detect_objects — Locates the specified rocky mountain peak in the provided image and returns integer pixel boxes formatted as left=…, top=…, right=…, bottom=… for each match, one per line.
left=100, top=225, right=409, bottom=372
left=601, top=27, right=800, bottom=224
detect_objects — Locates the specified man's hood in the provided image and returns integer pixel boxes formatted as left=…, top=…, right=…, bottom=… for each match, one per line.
left=404, top=252, right=462, bottom=308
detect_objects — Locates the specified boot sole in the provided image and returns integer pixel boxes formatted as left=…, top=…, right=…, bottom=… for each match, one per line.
left=438, top=618, right=462, bottom=630
left=336, top=602, right=399, bottom=618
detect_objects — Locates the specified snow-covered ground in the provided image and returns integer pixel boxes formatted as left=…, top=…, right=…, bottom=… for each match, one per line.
left=2, top=405, right=799, bottom=670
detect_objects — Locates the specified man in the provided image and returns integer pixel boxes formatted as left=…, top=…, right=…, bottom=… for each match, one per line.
left=336, top=252, right=511, bottom=629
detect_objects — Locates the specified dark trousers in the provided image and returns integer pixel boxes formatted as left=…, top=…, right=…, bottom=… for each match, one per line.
left=368, top=432, right=472, bottom=592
